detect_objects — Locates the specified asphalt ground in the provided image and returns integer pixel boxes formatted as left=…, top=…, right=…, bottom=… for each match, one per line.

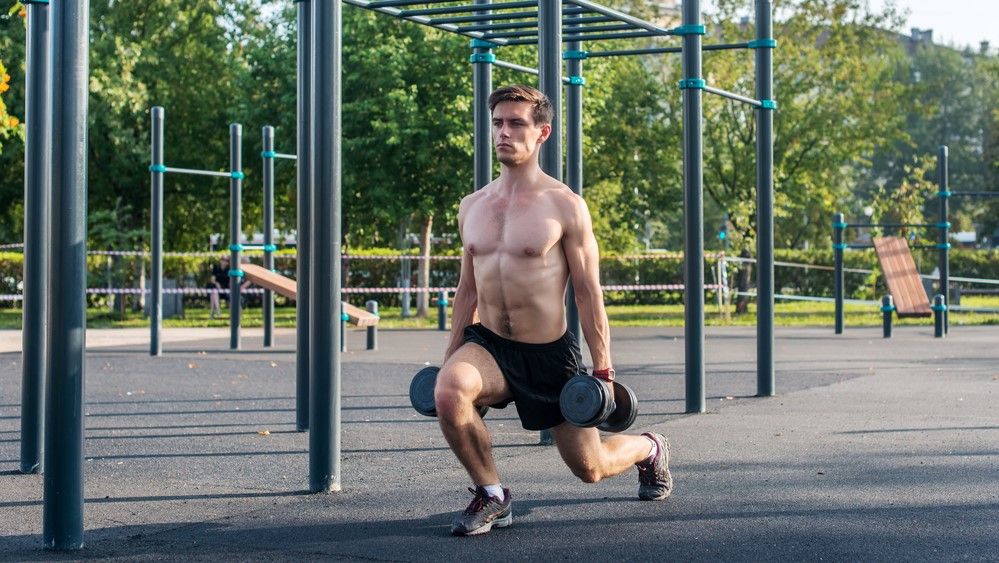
left=0, top=325, right=997, bottom=561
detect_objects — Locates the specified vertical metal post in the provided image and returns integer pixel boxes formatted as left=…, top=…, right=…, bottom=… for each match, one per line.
left=882, top=295, right=894, bottom=338
left=229, top=124, right=243, bottom=350
left=150, top=107, right=164, bottom=356
left=21, top=0, right=51, bottom=475
left=681, top=0, right=705, bottom=413
left=933, top=294, right=946, bottom=338
left=438, top=290, right=448, bottom=331
left=473, top=0, right=492, bottom=191
left=565, top=15, right=583, bottom=342
left=296, top=0, right=313, bottom=432
left=44, top=0, right=89, bottom=549
left=833, top=213, right=845, bottom=334
left=365, top=300, right=378, bottom=350
left=310, top=0, right=343, bottom=493
left=262, top=126, right=275, bottom=347
left=755, top=0, right=775, bottom=397
left=537, top=0, right=562, bottom=446
left=938, top=145, right=949, bottom=334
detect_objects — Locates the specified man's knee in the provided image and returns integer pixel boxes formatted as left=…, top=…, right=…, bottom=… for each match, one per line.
left=567, top=460, right=603, bottom=484
left=434, top=365, right=482, bottom=419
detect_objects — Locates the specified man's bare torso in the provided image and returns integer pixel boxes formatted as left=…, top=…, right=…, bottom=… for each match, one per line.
left=461, top=177, right=576, bottom=343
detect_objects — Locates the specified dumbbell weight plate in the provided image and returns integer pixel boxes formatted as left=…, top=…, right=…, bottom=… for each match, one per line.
left=559, top=375, right=615, bottom=428
left=410, top=366, right=440, bottom=417
left=409, top=366, right=490, bottom=418
left=598, top=381, right=638, bottom=433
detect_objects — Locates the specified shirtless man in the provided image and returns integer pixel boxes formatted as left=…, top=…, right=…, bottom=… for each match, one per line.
left=436, top=85, right=672, bottom=536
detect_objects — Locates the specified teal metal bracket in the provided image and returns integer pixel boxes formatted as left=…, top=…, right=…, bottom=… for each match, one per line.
left=229, top=269, right=245, bottom=278
left=568, top=76, right=586, bottom=86
left=760, top=99, right=778, bottom=110
left=936, top=221, right=952, bottom=229
left=261, top=150, right=277, bottom=158
left=880, top=304, right=896, bottom=313
left=229, top=244, right=244, bottom=252
left=671, top=24, right=706, bottom=36
left=469, top=38, right=498, bottom=49
left=748, top=39, right=777, bottom=49
left=23, top=0, right=50, bottom=4
left=230, top=171, right=245, bottom=179
left=832, top=243, right=848, bottom=250
left=263, top=244, right=277, bottom=252
left=149, top=164, right=167, bottom=173
left=563, top=50, right=588, bottom=60
left=937, top=191, right=952, bottom=198
left=832, top=221, right=848, bottom=229
left=931, top=302, right=948, bottom=312
left=935, top=243, right=952, bottom=250
left=678, top=78, right=706, bottom=90
left=469, top=53, right=496, bottom=64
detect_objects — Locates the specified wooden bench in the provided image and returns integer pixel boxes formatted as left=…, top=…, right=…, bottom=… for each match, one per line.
left=239, top=263, right=379, bottom=327
left=872, top=237, right=932, bottom=318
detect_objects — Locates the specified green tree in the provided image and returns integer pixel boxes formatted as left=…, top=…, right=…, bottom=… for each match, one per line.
left=702, top=0, right=908, bottom=252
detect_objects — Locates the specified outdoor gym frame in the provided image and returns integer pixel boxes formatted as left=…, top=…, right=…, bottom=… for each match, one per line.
left=20, top=0, right=775, bottom=549
left=832, top=145, right=999, bottom=334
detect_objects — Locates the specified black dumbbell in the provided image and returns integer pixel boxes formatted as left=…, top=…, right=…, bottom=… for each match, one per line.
left=559, top=375, right=638, bottom=433
left=409, top=366, right=490, bottom=418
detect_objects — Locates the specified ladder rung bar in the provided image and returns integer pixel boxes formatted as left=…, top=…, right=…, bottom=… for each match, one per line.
left=428, top=6, right=585, bottom=24
left=703, top=85, right=762, bottom=108
left=399, top=1, right=536, bottom=17
left=456, top=14, right=614, bottom=32
left=504, top=29, right=660, bottom=45
left=367, top=0, right=457, bottom=8
left=163, top=167, right=233, bottom=179
left=274, top=153, right=298, bottom=160
left=484, top=23, right=633, bottom=40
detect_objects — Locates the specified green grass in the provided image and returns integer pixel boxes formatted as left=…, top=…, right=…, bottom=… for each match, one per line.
left=2, top=297, right=997, bottom=330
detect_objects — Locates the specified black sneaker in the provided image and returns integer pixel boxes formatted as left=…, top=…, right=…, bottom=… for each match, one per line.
left=450, top=486, right=512, bottom=536
left=637, top=432, right=673, bottom=501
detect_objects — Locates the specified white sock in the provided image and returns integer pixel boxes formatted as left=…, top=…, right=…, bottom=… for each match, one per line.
left=639, top=436, right=658, bottom=466
left=482, top=483, right=505, bottom=501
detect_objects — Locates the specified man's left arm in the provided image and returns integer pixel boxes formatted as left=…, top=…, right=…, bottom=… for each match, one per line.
left=561, top=194, right=611, bottom=372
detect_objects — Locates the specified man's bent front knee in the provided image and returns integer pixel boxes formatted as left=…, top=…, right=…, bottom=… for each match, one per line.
left=434, top=366, right=484, bottom=420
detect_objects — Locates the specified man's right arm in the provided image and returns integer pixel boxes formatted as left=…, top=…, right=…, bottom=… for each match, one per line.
left=444, top=199, right=477, bottom=363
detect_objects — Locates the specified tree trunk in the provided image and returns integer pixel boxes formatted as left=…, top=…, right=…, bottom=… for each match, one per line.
left=415, top=214, right=433, bottom=317
left=735, top=248, right=752, bottom=315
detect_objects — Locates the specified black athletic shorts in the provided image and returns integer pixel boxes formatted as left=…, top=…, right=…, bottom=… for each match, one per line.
left=463, top=323, right=587, bottom=431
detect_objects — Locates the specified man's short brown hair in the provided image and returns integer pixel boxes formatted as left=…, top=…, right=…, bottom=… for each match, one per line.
left=487, top=85, right=554, bottom=126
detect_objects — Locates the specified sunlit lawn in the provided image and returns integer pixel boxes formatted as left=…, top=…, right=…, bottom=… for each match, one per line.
left=1, top=297, right=997, bottom=330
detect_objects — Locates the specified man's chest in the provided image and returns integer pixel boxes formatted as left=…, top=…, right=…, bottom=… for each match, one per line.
left=463, top=199, right=563, bottom=259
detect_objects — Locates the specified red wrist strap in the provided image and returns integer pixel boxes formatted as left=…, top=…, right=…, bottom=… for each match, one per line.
left=592, top=368, right=614, bottom=381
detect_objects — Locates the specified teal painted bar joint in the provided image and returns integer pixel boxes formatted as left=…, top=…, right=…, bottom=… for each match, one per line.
left=563, top=50, right=588, bottom=60
left=341, top=312, right=349, bottom=321
left=229, top=269, right=245, bottom=278
left=568, top=76, right=586, bottom=86
left=149, top=164, right=166, bottom=173
left=261, top=150, right=277, bottom=158
left=935, top=243, right=952, bottom=249
left=833, top=222, right=848, bottom=229
left=880, top=305, right=896, bottom=313
left=678, top=78, right=706, bottom=90
left=748, top=38, right=777, bottom=49
left=931, top=303, right=948, bottom=312
left=469, top=38, right=498, bottom=49
left=937, top=190, right=952, bottom=198
left=230, top=171, right=245, bottom=179
left=760, top=99, right=777, bottom=110
left=832, top=243, right=848, bottom=250
left=936, top=221, right=951, bottom=229
left=23, top=0, right=50, bottom=4
left=229, top=244, right=244, bottom=252
left=671, top=24, right=706, bottom=35
left=440, top=297, right=449, bottom=306
left=469, top=53, right=496, bottom=64
left=263, top=244, right=277, bottom=252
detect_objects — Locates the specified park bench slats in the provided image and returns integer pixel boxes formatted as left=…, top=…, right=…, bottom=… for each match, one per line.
left=873, top=237, right=932, bottom=318
left=239, top=263, right=379, bottom=327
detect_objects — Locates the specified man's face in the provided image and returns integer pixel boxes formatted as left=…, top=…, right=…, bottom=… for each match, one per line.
left=491, top=101, right=551, bottom=167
